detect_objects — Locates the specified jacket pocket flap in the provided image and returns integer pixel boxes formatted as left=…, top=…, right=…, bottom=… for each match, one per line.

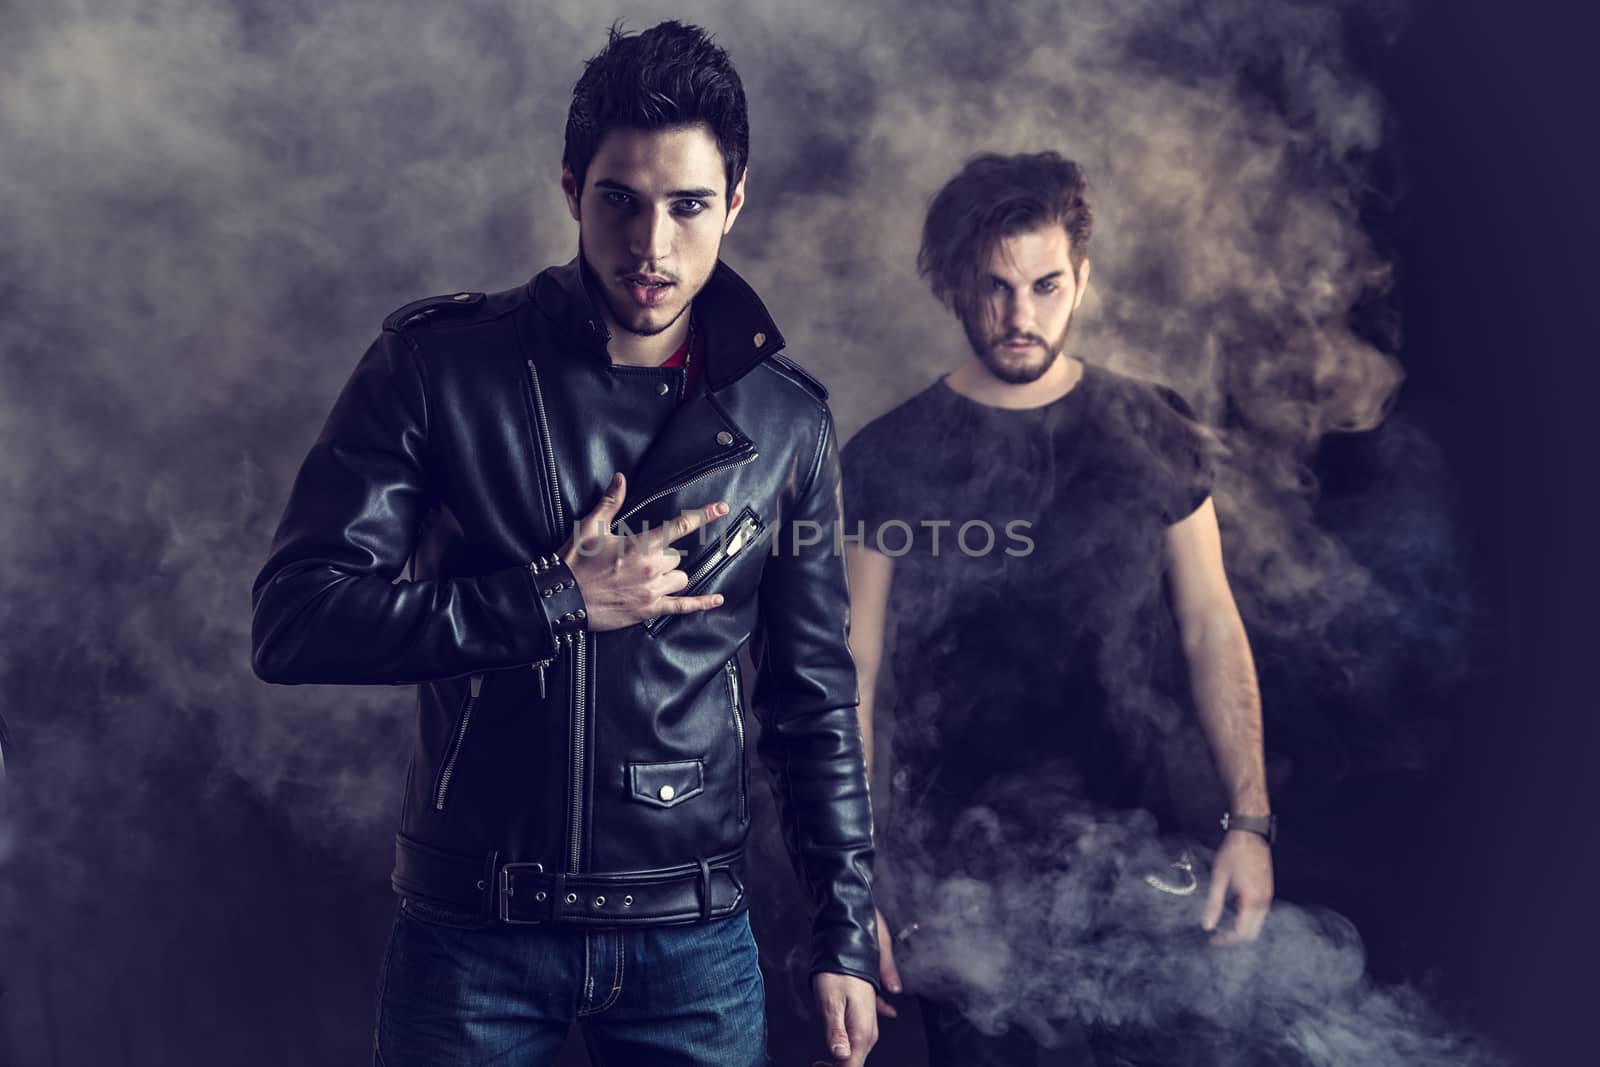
left=628, top=759, right=704, bottom=808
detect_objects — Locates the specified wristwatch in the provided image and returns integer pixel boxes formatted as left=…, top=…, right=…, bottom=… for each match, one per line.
left=1220, top=812, right=1277, bottom=845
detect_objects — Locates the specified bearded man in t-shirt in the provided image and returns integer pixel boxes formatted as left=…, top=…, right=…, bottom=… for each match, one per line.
left=840, top=152, right=1275, bottom=1066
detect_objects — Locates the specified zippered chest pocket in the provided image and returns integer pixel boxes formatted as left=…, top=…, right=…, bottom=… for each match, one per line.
left=644, top=506, right=766, bottom=636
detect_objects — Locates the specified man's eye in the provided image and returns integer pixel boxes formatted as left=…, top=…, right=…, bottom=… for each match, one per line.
left=604, top=191, right=633, bottom=208
left=1035, top=281, right=1059, bottom=295
left=991, top=279, right=1009, bottom=292
left=674, top=200, right=707, bottom=216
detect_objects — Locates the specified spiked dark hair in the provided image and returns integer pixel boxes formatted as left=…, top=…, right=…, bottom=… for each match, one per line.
left=563, top=20, right=749, bottom=196
left=919, top=151, right=1093, bottom=321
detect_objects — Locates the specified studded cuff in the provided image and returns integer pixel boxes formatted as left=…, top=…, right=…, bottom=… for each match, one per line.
left=528, top=552, right=589, bottom=652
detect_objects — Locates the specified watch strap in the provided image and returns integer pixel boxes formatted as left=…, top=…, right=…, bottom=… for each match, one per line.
left=1220, top=812, right=1276, bottom=845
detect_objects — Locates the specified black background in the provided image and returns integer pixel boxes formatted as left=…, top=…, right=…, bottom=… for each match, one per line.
left=1387, top=1, right=1599, bottom=1062
left=1276, top=1, right=1600, bottom=1063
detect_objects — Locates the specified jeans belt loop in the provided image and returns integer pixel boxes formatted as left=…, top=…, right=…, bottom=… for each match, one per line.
left=551, top=872, right=568, bottom=920
left=696, top=857, right=714, bottom=922
left=479, top=849, right=500, bottom=920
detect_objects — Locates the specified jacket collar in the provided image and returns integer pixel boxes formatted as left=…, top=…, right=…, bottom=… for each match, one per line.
left=528, top=257, right=787, bottom=391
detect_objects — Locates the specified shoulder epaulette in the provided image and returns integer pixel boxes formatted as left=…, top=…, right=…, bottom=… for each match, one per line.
left=382, top=291, right=486, bottom=331
left=768, top=353, right=829, bottom=400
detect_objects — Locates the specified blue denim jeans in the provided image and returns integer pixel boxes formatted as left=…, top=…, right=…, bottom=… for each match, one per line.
left=374, top=898, right=767, bottom=1067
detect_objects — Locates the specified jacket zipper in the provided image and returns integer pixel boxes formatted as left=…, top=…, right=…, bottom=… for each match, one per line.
left=569, top=630, right=588, bottom=872
left=644, top=509, right=763, bottom=635
left=526, top=360, right=568, bottom=535
left=524, top=360, right=558, bottom=698
left=725, top=659, right=747, bottom=824
left=610, top=450, right=758, bottom=534
left=527, top=357, right=585, bottom=872
left=434, top=673, right=484, bottom=811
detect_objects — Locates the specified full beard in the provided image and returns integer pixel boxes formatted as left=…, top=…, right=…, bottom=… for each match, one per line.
left=965, top=317, right=1071, bottom=385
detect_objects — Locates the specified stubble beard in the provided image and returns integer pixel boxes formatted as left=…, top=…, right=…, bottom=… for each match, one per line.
left=584, top=258, right=688, bottom=339
left=580, top=241, right=718, bottom=339
left=607, top=295, right=692, bottom=339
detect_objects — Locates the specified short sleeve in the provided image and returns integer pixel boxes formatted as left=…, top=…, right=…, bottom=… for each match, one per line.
left=1150, top=386, right=1217, bottom=525
left=840, top=417, right=906, bottom=539
left=838, top=399, right=928, bottom=543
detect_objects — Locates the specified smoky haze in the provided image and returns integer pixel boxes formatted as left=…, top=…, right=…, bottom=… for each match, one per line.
left=0, top=0, right=1494, bottom=1064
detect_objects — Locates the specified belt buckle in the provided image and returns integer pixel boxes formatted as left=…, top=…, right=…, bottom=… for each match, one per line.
left=497, top=861, right=547, bottom=925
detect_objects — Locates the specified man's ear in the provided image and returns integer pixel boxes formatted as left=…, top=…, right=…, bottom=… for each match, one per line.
left=1072, top=258, right=1092, bottom=311
left=561, top=165, right=582, bottom=223
left=722, top=169, right=748, bottom=236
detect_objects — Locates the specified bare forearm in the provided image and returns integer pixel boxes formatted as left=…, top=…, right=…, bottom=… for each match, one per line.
left=853, top=671, right=878, bottom=773
left=1183, top=611, right=1269, bottom=813
left=844, top=545, right=893, bottom=778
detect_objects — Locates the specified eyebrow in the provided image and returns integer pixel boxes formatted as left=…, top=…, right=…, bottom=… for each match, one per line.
left=593, top=179, right=719, bottom=200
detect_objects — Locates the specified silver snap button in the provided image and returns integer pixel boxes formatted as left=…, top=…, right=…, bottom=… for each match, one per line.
left=542, top=588, right=553, bottom=597
left=535, top=890, right=547, bottom=902
left=476, top=879, right=487, bottom=890
left=565, top=893, right=578, bottom=905
left=753, top=332, right=766, bottom=347
left=658, top=784, right=676, bottom=802
left=453, top=292, right=472, bottom=302
left=533, top=862, right=544, bottom=873
left=623, top=895, right=634, bottom=907
left=576, top=609, right=586, bottom=619
left=593, top=896, right=606, bottom=908
left=715, top=431, right=734, bottom=447
left=656, top=382, right=671, bottom=396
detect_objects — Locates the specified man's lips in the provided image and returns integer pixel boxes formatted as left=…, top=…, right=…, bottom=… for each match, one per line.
left=621, top=273, right=675, bottom=308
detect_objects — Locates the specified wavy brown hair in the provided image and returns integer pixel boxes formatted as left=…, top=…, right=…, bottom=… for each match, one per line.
left=919, top=151, right=1093, bottom=322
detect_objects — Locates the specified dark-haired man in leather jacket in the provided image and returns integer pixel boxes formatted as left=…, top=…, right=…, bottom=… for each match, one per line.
left=250, top=20, right=878, bottom=1067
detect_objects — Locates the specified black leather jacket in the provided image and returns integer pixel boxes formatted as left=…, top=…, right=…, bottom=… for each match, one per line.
left=251, top=259, right=878, bottom=988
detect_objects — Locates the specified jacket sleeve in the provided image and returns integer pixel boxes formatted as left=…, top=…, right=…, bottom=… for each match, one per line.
left=751, top=406, right=881, bottom=992
left=251, top=327, right=580, bottom=685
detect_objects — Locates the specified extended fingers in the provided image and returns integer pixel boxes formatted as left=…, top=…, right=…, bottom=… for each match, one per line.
left=583, top=472, right=627, bottom=531
left=568, top=475, right=628, bottom=563
left=643, top=500, right=729, bottom=552
left=653, top=591, right=725, bottom=616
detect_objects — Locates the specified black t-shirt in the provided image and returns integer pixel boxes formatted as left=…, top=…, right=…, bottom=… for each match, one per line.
left=840, top=361, right=1214, bottom=871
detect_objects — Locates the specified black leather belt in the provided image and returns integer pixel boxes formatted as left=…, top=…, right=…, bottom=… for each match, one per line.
left=392, top=833, right=747, bottom=927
